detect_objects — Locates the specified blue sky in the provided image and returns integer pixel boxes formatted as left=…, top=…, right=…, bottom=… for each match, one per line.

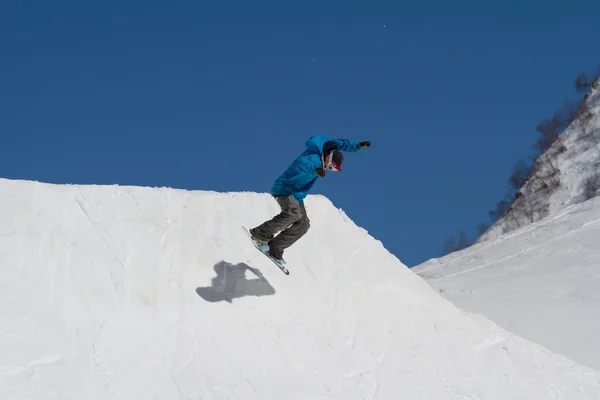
left=2, top=0, right=599, bottom=266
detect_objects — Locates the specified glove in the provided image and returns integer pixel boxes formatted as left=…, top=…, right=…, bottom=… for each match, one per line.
left=359, top=141, right=371, bottom=149
left=316, top=167, right=326, bottom=177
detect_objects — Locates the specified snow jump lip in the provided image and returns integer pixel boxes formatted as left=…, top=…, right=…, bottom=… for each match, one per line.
left=1, top=179, right=599, bottom=400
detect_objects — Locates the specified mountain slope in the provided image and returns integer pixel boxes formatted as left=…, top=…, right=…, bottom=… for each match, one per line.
left=481, top=80, right=600, bottom=241
left=415, top=196, right=600, bottom=371
left=1, top=178, right=599, bottom=399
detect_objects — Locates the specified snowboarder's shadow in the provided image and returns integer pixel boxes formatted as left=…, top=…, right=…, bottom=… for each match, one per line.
left=196, top=261, right=276, bottom=303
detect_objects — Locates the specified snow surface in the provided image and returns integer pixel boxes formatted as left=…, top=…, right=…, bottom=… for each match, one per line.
left=415, top=196, right=600, bottom=372
left=481, top=81, right=600, bottom=241
left=1, top=178, right=599, bottom=399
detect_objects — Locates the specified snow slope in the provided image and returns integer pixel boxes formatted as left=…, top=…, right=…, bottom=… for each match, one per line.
left=481, top=80, right=600, bottom=241
left=1, top=178, right=599, bottom=399
left=415, top=196, right=600, bottom=371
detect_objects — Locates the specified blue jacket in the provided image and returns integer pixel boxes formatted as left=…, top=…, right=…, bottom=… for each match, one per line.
left=271, top=136, right=362, bottom=204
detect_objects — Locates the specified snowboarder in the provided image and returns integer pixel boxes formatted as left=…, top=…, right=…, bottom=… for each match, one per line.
left=250, top=135, right=371, bottom=264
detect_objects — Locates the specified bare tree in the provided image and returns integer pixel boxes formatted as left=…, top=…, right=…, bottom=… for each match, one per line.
left=575, top=72, right=592, bottom=93
left=489, top=198, right=511, bottom=222
left=457, top=231, right=470, bottom=250
left=477, top=222, right=490, bottom=236
left=504, top=208, right=522, bottom=230
left=509, top=160, right=531, bottom=193
left=576, top=101, right=594, bottom=126
left=534, top=114, right=562, bottom=155
left=583, top=175, right=600, bottom=200
left=443, top=237, right=457, bottom=255
left=536, top=115, right=561, bottom=139
left=522, top=199, right=537, bottom=223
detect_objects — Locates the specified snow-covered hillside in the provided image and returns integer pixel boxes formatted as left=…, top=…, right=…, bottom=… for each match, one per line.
left=1, top=178, right=599, bottom=399
left=481, top=80, right=600, bottom=241
left=415, top=195, right=600, bottom=371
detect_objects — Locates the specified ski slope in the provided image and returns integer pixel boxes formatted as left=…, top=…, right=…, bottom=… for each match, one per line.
left=1, top=178, right=599, bottom=399
left=415, top=196, right=600, bottom=371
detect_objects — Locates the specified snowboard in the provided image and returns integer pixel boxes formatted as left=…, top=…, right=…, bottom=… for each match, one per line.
left=241, top=226, right=290, bottom=275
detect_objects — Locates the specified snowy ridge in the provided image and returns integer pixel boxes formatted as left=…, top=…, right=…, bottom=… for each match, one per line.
left=481, top=80, right=600, bottom=241
left=1, top=178, right=599, bottom=399
left=415, top=195, right=600, bottom=371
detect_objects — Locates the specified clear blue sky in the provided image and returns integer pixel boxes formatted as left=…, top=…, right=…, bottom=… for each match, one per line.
left=2, top=0, right=599, bottom=266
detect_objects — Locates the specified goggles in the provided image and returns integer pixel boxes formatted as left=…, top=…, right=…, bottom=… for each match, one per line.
left=324, top=152, right=342, bottom=172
